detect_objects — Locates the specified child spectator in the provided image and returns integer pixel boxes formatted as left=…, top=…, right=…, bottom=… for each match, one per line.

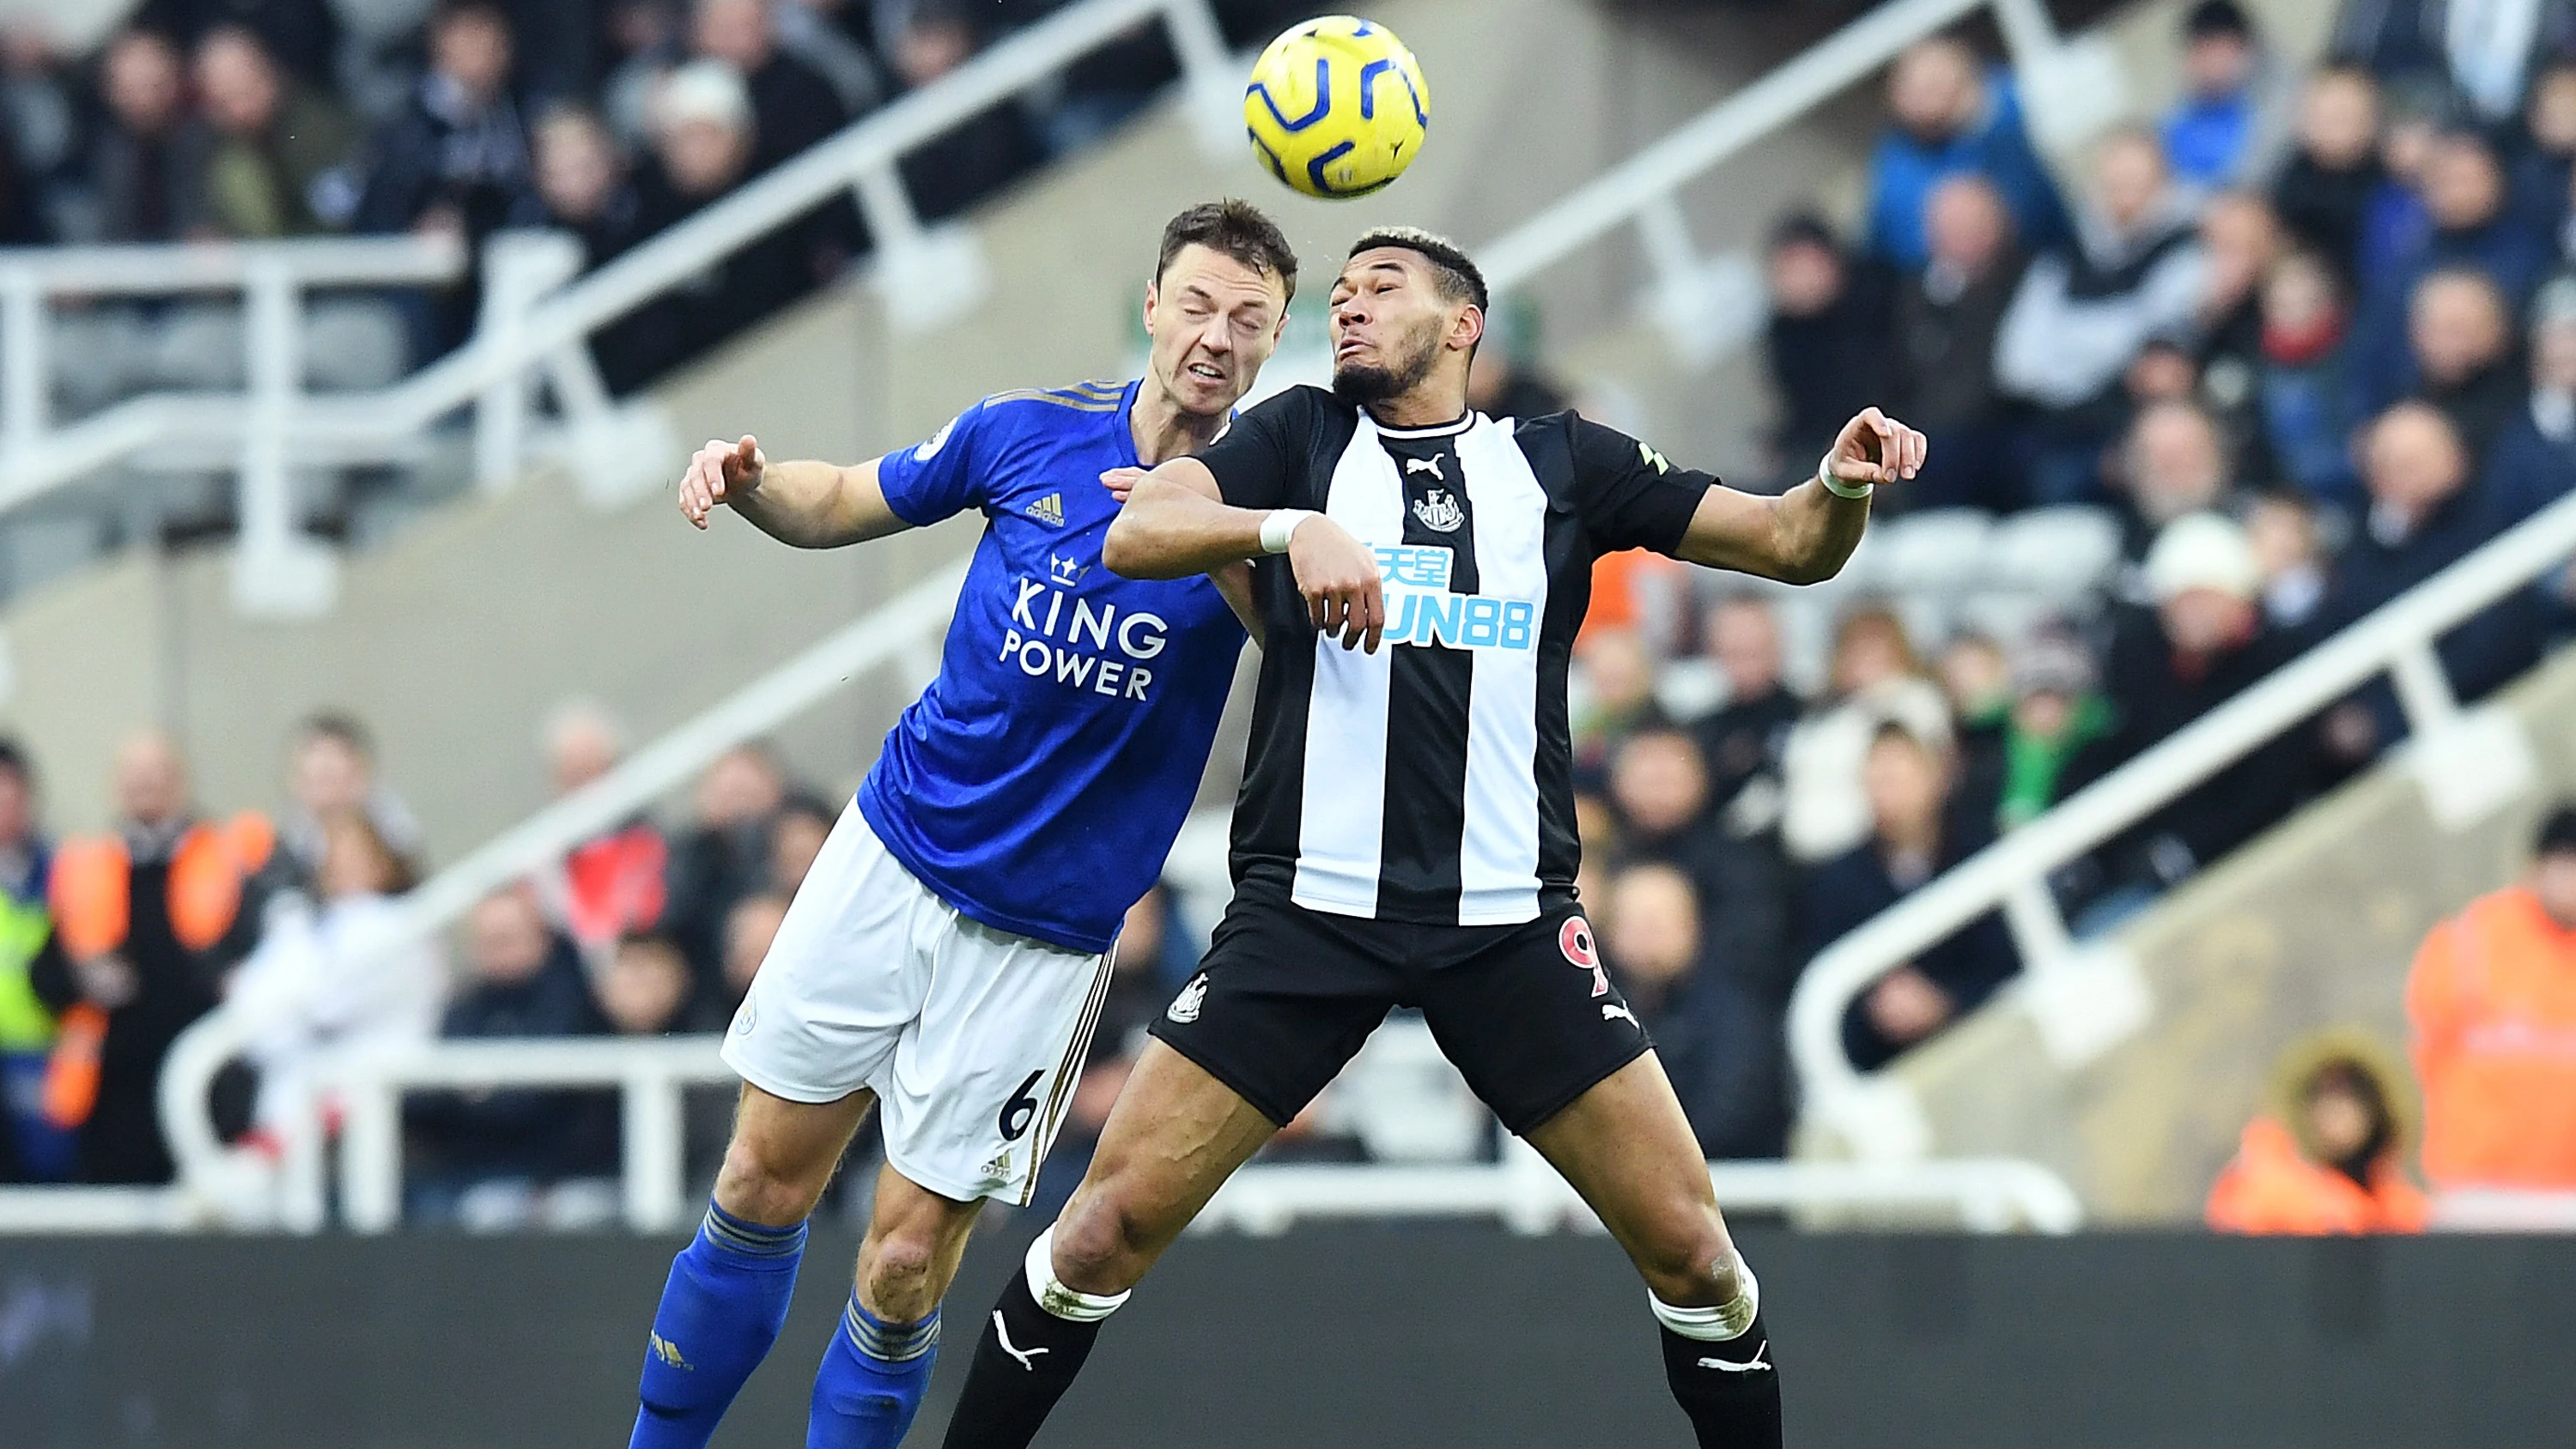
left=2245, top=488, right=2331, bottom=629
left=2206, top=1028, right=2429, bottom=1234
left=2256, top=249, right=2363, bottom=505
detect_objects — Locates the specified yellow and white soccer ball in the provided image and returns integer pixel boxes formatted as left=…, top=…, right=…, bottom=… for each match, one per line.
left=1243, top=16, right=1430, bottom=199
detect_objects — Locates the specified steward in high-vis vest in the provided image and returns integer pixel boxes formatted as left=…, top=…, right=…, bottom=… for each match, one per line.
left=0, top=735, right=62, bottom=1181
left=28, top=733, right=272, bottom=1184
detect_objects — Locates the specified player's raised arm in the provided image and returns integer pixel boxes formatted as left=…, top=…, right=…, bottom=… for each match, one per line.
left=677, top=434, right=912, bottom=549
left=1105, top=458, right=1386, bottom=652
left=1675, top=407, right=1925, bottom=584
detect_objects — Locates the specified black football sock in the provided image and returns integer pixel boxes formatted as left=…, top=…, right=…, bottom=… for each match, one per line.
left=1653, top=1264, right=1782, bottom=1449
left=938, top=1228, right=1126, bottom=1449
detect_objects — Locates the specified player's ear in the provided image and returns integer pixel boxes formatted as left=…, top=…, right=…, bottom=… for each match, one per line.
left=1452, top=302, right=1485, bottom=355
left=1142, top=279, right=1160, bottom=334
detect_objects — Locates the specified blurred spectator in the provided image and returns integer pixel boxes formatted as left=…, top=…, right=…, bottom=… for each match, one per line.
left=663, top=743, right=788, bottom=1003
left=2206, top=1028, right=2429, bottom=1234
left=404, top=884, right=612, bottom=1227
left=771, top=0, right=885, bottom=118
left=1571, top=627, right=1659, bottom=773
left=2407, top=803, right=2576, bottom=1192
left=2272, top=66, right=2385, bottom=283
left=1886, top=174, right=2026, bottom=511
left=2191, top=191, right=2287, bottom=443
left=1996, top=127, right=2208, bottom=505
left=1779, top=603, right=1953, bottom=864
left=31, top=731, right=270, bottom=1184
left=598, top=932, right=695, bottom=1035
left=0, top=741, right=67, bottom=1183
left=230, top=812, right=438, bottom=1139
left=696, top=0, right=848, bottom=175
left=2116, top=400, right=2244, bottom=556
left=355, top=2, right=536, bottom=241
left=278, top=712, right=422, bottom=888
left=2245, top=488, right=2333, bottom=628
left=1764, top=215, right=1889, bottom=484
left=769, top=795, right=835, bottom=895
left=1937, top=631, right=2013, bottom=817
left=540, top=701, right=667, bottom=953
left=2061, top=514, right=2312, bottom=918
left=2512, top=59, right=2576, bottom=234
left=886, top=3, right=1037, bottom=222
left=2486, top=273, right=2576, bottom=520
left=2404, top=266, right=2525, bottom=451
left=1467, top=300, right=1572, bottom=422
left=1990, top=627, right=2111, bottom=831
left=2320, top=404, right=2538, bottom=742
left=76, top=27, right=210, bottom=243
left=526, top=103, right=644, bottom=264
left=190, top=24, right=362, bottom=237
left=1862, top=37, right=2068, bottom=271
left=1690, top=594, right=1802, bottom=829
left=1603, top=860, right=1789, bottom=1160
left=1606, top=726, right=1791, bottom=1009
left=137, top=0, right=342, bottom=87
left=2352, top=128, right=2549, bottom=413
left=1804, top=720, right=2018, bottom=1070
left=2328, top=0, right=2576, bottom=124
left=2160, top=2, right=2291, bottom=188
left=2257, top=249, right=2364, bottom=505
left=716, top=889, right=787, bottom=1017
left=2354, top=78, right=2450, bottom=288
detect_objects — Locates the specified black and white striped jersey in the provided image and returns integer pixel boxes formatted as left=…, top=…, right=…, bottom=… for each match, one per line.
left=1195, top=385, right=1716, bottom=927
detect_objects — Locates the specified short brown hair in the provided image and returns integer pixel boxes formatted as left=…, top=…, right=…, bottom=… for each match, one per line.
left=1157, top=200, right=1298, bottom=303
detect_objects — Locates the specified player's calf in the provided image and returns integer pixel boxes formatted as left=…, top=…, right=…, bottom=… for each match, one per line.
left=809, top=1168, right=984, bottom=1449
left=939, top=1226, right=1132, bottom=1449
left=1650, top=1248, right=1779, bottom=1449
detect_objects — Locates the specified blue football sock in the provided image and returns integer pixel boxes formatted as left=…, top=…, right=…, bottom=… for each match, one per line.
left=806, top=1290, right=941, bottom=1449
left=630, top=1203, right=810, bottom=1449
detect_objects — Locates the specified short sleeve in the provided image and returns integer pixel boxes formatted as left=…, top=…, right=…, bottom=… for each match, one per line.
left=1197, top=387, right=1326, bottom=510
left=1567, top=416, right=1715, bottom=555
left=874, top=400, right=992, bottom=526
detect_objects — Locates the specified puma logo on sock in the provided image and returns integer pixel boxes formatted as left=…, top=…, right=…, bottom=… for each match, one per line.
left=993, top=1313, right=1050, bottom=1371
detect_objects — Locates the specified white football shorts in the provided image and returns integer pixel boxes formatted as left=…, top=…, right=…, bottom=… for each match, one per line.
left=721, top=801, right=1113, bottom=1205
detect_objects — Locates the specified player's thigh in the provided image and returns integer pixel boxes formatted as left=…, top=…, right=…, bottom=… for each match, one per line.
left=880, top=916, right=1114, bottom=1207
left=1144, top=894, right=1397, bottom=1132
left=1055, top=1038, right=1280, bottom=1287
left=1415, top=909, right=1652, bottom=1140
left=1523, top=1052, right=1741, bottom=1306
left=721, top=801, right=938, bottom=1106
left=715, top=1081, right=876, bottom=1224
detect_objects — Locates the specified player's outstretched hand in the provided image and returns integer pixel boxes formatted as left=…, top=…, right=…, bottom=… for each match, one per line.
left=1289, top=516, right=1384, bottom=652
left=679, top=435, right=765, bottom=529
left=1822, top=407, right=1927, bottom=490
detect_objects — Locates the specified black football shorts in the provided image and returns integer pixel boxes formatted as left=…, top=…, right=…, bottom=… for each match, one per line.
left=1146, top=889, right=1653, bottom=1136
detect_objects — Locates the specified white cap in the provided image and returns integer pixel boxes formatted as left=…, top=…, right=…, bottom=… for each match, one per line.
left=2143, top=511, right=2260, bottom=603
left=654, top=59, right=755, bottom=135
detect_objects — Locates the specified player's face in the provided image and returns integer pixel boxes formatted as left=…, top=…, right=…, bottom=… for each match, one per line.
left=1329, top=249, right=1465, bottom=404
left=1144, top=244, right=1289, bottom=419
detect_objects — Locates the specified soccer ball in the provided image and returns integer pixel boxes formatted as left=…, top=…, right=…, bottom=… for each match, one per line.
left=1244, top=16, right=1430, bottom=199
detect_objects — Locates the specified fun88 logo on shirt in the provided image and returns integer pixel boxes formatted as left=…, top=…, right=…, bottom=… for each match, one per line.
left=1376, top=546, right=1536, bottom=652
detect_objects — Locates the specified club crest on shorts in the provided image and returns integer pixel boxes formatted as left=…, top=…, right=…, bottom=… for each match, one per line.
left=1412, top=487, right=1463, bottom=532
left=1560, top=917, right=1608, bottom=998
left=1167, top=973, right=1210, bottom=1024
left=732, top=998, right=756, bottom=1034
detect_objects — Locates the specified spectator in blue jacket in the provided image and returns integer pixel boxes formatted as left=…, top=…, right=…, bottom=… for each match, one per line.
left=2161, top=2, right=2290, bottom=188
left=2485, top=274, right=2576, bottom=521
left=2351, top=127, right=2552, bottom=412
left=1864, top=38, right=2069, bottom=271
left=2258, top=248, right=2365, bottom=506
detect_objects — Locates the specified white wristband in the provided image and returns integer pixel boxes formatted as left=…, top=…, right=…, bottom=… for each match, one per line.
left=1260, top=508, right=1318, bottom=554
left=1817, top=456, right=1874, bottom=500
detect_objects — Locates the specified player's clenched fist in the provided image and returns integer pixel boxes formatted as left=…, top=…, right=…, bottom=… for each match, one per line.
left=1287, top=514, right=1385, bottom=653
left=679, top=434, right=765, bottom=529
left=1820, top=406, right=1928, bottom=490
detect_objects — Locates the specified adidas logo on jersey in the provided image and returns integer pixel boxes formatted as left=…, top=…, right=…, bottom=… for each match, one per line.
left=1025, top=493, right=1066, bottom=527
left=1167, top=973, right=1209, bottom=1024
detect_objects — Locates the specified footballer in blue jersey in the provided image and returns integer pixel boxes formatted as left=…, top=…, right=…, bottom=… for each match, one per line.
left=628, top=203, right=1301, bottom=1449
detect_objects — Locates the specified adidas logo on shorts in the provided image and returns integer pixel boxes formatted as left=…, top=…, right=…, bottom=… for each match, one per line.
left=1166, top=973, right=1209, bottom=1024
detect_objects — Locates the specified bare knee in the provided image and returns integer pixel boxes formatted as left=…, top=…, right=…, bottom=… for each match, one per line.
left=1631, top=1211, right=1743, bottom=1308
left=713, top=1130, right=832, bottom=1226
left=860, top=1228, right=945, bottom=1320
left=1050, top=1182, right=1164, bottom=1297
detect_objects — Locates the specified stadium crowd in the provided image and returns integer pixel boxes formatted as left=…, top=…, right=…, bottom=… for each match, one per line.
left=5, top=1, right=2576, bottom=1228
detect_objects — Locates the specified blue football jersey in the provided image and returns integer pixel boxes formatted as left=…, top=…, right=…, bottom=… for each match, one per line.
left=855, top=379, right=1246, bottom=955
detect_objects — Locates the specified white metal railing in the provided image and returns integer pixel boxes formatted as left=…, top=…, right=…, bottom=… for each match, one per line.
left=1792, top=489, right=2576, bottom=1164
left=1479, top=0, right=2123, bottom=362
left=0, top=0, right=1240, bottom=615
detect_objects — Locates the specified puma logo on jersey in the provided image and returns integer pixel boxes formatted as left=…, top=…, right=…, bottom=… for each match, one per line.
left=1413, top=488, right=1463, bottom=532
left=1602, top=1003, right=1641, bottom=1029
left=1698, top=1343, right=1771, bottom=1373
left=1405, top=455, right=1445, bottom=480
left=1025, top=493, right=1066, bottom=527
left=993, top=1313, right=1050, bottom=1371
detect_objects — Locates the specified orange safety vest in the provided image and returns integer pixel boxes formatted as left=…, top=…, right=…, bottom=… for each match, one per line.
left=2408, top=886, right=2576, bottom=1191
left=39, top=812, right=273, bottom=1128
left=2205, top=1117, right=2431, bottom=1235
